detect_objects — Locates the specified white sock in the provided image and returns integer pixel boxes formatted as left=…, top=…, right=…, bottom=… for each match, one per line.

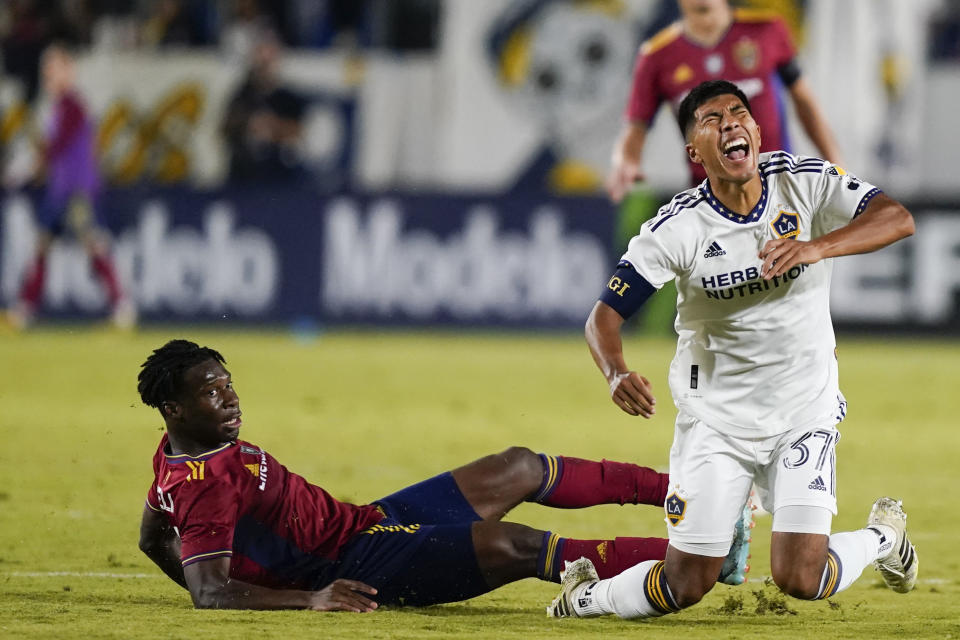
left=571, top=559, right=678, bottom=619
left=816, top=527, right=889, bottom=598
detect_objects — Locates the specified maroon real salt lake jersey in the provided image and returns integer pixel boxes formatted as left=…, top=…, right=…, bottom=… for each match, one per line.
left=145, top=435, right=383, bottom=588
left=627, top=10, right=800, bottom=184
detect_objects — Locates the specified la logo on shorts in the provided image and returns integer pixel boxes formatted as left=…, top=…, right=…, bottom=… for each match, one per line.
left=665, top=492, right=687, bottom=526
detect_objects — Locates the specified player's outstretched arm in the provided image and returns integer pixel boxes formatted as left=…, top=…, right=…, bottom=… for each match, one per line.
left=606, top=123, right=648, bottom=203
left=138, top=506, right=187, bottom=589
left=182, top=557, right=378, bottom=612
left=788, top=77, right=843, bottom=164
left=585, top=300, right=656, bottom=418
left=759, top=193, right=914, bottom=280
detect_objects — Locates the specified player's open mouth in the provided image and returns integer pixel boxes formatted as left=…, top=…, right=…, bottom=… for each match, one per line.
left=223, top=414, right=242, bottom=429
left=722, top=136, right=750, bottom=162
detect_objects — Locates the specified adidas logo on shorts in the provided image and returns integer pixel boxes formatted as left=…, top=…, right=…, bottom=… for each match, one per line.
left=704, top=241, right=726, bottom=258
left=808, top=476, right=828, bottom=491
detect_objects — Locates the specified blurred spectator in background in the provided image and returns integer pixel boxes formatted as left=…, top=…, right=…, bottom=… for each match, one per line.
left=1, top=0, right=52, bottom=104
left=221, top=33, right=307, bottom=184
left=607, top=0, right=842, bottom=200
left=6, top=44, right=135, bottom=330
left=930, top=0, right=960, bottom=61
left=140, top=0, right=206, bottom=48
left=219, top=0, right=277, bottom=64
left=368, top=0, right=441, bottom=52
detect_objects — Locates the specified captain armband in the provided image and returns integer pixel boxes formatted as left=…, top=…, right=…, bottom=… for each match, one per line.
left=776, top=59, right=801, bottom=87
left=598, top=261, right=657, bottom=320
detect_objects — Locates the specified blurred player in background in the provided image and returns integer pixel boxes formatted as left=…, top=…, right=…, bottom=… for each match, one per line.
left=549, top=80, right=917, bottom=620
left=607, top=0, right=842, bottom=199
left=7, top=43, right=134, bottom=330
left=137, top=339, right=751, bottom=611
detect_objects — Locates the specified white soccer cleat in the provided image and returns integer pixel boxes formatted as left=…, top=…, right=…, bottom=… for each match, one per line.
left=867, top=497, right=918, bottom=593
left=546, top=557, right=600, bottom=618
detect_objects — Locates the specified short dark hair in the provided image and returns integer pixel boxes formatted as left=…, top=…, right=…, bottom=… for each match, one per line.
left=677, top=80, right=752, bottom=140
left=138, top=340, right=226, bottom=410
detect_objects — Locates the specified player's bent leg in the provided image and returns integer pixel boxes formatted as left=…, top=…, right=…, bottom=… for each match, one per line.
left=663, top=544, right=726, bottom=608
left=548, top=546, right=723, bottom=619
left=452, top=447, right=544, bottom=520
left=470, top=520, right=543, bottom=587
left=770, top=531, right=829, bottom=599
left=771, top=503, right=901, bottom=600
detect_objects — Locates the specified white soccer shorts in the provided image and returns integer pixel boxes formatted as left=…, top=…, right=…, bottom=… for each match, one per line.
left=664, top=411, right=839, bottom=555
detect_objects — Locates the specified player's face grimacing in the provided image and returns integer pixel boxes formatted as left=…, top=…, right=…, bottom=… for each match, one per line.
left=170, top=359, right=243, bottom=449
left=686, top=94, right=761, bottom=185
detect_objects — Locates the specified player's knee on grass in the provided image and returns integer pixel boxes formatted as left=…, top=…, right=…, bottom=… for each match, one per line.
left=770, top=530, right=830, bottom=600
left=664, top=548, right=726, bottom=608
left=770, top=562, right=825, bottom=600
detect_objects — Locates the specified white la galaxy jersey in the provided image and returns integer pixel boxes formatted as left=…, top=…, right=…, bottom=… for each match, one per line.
left=623, top=151, right=880, bottom=438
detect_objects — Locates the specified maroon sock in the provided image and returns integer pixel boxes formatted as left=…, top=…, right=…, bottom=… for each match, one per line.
left=532, top=454, right=668, bottom=508
left=19, top=254, right=47, bottom=309
left=90, top=254, right=123, bottom=306
left=538, top=532, right=669, bottom=582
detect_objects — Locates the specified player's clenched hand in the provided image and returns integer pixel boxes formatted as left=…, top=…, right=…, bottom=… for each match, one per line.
left=759, top=238, right=823, bottom=280
left=606, top=160, right=644, bottom=204
left=609, top=371, right=656, bottom=418
left=309, top=579, right=378, bottom=613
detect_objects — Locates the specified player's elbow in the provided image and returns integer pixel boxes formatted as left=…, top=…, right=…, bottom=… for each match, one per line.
left=896, top=206, right=915, bottom=240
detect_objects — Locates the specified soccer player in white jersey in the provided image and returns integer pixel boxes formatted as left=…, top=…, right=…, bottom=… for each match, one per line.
left=548, top=80, right=918, bottom=620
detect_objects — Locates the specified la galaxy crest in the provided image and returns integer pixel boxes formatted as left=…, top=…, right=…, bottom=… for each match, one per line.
left=771, top=210, right=800, bottom=239
left=665, top=492, right=687, bottom=526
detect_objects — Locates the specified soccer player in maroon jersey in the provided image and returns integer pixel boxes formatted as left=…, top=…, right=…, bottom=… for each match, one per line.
left=137, top=340, right=751, bottom=611
left=607, top=0, right=842, bottom=199
left=7, top=43, right=134, bottom=330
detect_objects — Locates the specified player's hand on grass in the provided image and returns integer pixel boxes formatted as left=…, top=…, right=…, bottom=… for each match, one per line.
left=759, top=238, right=824, bottom=280
left=609, top=371, right=656, bottom=418
left=310, top=579, right=378, bottom=613
left=606, top=160, right=644, bottom=203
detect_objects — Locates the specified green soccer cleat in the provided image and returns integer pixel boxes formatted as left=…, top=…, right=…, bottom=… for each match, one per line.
left=547, top=557, right=600, bottom=618
left=719, top=495, right=755, bottom=585
left=867, top=497, right=918, bottom=593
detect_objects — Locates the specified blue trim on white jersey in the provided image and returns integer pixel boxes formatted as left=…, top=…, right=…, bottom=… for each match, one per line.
left=759, top=152, right=825, bottom=176
left=853, top=187, right=882, bottom=218
left=699, top=174, right=769, bottom=224
left=650, top=192, right=704, bottom=232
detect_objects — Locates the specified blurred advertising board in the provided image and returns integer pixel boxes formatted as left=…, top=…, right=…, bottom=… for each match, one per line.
left=0, top=189, right=613, bottom=328
left=2, top=189, right=960, bottom=332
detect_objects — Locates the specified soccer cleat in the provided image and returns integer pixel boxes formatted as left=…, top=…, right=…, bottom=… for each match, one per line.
left=547, top=557, right=599, bottom=618
left=718, top=495, right=755, bottom=585
left=867, top=497, right=918, bottom=593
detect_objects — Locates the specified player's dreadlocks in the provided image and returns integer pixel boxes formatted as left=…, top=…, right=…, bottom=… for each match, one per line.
left=138, top=340, right=226, bottom=413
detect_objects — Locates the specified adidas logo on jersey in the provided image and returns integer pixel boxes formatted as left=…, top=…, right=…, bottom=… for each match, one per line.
left=704, top=241, right=726, bottom=258
left=808, top=476, right=828, bottom=491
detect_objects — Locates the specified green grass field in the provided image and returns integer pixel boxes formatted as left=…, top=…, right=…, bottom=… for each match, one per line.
left=1, top=328, right=958, bottom=639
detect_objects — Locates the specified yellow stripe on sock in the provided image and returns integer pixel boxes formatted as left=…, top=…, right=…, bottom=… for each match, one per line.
left=820, top=553, right=839, bottom=598
left=546, top=455, right=558, bottom=493
left=646, top=562, right=670, bottom=612
left=543, top=533, right=560, bottom=579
